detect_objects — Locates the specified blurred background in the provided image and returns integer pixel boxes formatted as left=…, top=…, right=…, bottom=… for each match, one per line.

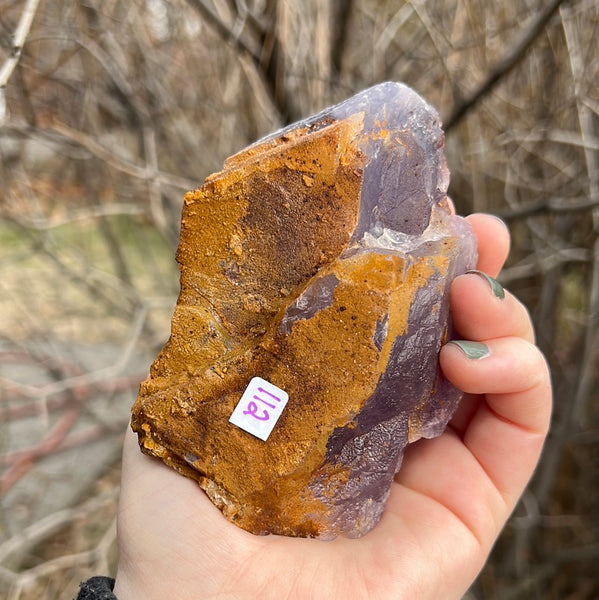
left=0, top=0, right=597, bottom=598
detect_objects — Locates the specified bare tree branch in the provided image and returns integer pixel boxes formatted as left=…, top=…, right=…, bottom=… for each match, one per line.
left=445, top=0, right=571, bottom=131
left=184, top=0, right=292, bottom=123
left=0, top=122, right=198, bottom=190
left=185, top=0, right=262, bottom=65
left=0, top=0, right=40, bottom=124
left=496, top=195, right=599, bottom=220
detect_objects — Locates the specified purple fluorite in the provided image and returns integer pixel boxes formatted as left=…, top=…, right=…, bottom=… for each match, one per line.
left=131, top=82, right=477, bottom=539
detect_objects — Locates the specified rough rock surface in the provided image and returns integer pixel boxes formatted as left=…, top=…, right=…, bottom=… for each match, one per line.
left=131, top=82, right=477, bottom=539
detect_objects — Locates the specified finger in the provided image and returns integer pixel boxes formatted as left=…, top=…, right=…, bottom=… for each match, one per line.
left=440, top=338, right=552, bottom=505
left=392, top=428, right=507, bottom=549
left=448, top=393, right=483, bottom=437
left=466, top=214, right=510, bottom=277
left=450, top=272, right=535, bottom=343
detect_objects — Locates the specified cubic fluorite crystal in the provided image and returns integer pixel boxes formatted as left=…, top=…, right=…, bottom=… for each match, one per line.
left=131, top=82, right=477, bottom=539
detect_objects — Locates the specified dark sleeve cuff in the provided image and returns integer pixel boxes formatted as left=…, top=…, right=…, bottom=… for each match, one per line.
left=75, top=576, right=117, bottom=600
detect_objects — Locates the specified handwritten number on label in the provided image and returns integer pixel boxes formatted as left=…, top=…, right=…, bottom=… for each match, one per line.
left=229, top=377, right=289, bottom=441
left=258, top=387, right=281, bottom=403
left=242, top=390, right=282, bottom=420
left=242, top=401, right=270, bottom=420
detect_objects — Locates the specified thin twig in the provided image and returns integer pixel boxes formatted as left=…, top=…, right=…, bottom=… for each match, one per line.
left=185, top=0, right=290, bottom=123
left=185, top=0, right=262, bottom=65
left=561, top=5, right=599, bottom=427
left=0, top=489, right=119, bottom=564
left=8, top=204, right=145, bottom=230
left=3, top=371, right=143, bottom=420
left=445, top=0, right=570, bottom=131
left=496, top=195, right=599, bottom=220
left=499, top=247, right=590, bottom=282
left=0, top=307, right=147, bottom=402
left=0, top=409, right=80, bottom=493
left=0, top=0, right=41, bottom=124
left=0, top=122, right=198, bottom=190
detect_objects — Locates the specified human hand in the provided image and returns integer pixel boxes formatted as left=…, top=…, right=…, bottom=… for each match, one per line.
left=113, top=213, right=551, bottom=600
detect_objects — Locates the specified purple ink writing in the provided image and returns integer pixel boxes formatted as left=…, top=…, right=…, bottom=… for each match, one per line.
left=243, top=401, right=270, bottom=420
left=257, top=387, right=282, bottom=403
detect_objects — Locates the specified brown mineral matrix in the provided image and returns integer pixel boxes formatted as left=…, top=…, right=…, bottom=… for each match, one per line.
left=131, top=82, right=478, bottom=539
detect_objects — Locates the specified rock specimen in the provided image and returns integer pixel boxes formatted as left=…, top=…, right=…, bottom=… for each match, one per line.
left=131, top=82, right=477, bottom=539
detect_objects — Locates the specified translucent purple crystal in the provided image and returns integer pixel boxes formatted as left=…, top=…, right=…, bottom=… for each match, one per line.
left=131, top=82, right=478, bottom=539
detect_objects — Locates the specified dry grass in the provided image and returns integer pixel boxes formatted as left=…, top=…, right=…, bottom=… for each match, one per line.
left=1, top=0, right=598, bottom=598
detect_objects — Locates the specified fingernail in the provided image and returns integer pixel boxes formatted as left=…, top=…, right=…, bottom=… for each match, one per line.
left=448, top=340, right=490, bottom=360
left=466, top=270, right=505, bottom=300
left=489, top=214, right=508, bottom=229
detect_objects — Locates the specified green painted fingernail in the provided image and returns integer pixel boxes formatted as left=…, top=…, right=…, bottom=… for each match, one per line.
left=467, top=270, right=505, bottom=300
left=449, top=340, right=490, bottom=360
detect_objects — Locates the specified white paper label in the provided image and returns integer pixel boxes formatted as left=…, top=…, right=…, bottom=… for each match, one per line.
left=228, top=377, right=289, bottom=441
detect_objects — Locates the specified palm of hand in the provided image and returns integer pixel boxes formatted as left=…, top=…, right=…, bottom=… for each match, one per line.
left=115, top=215, right=551, bottom=600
